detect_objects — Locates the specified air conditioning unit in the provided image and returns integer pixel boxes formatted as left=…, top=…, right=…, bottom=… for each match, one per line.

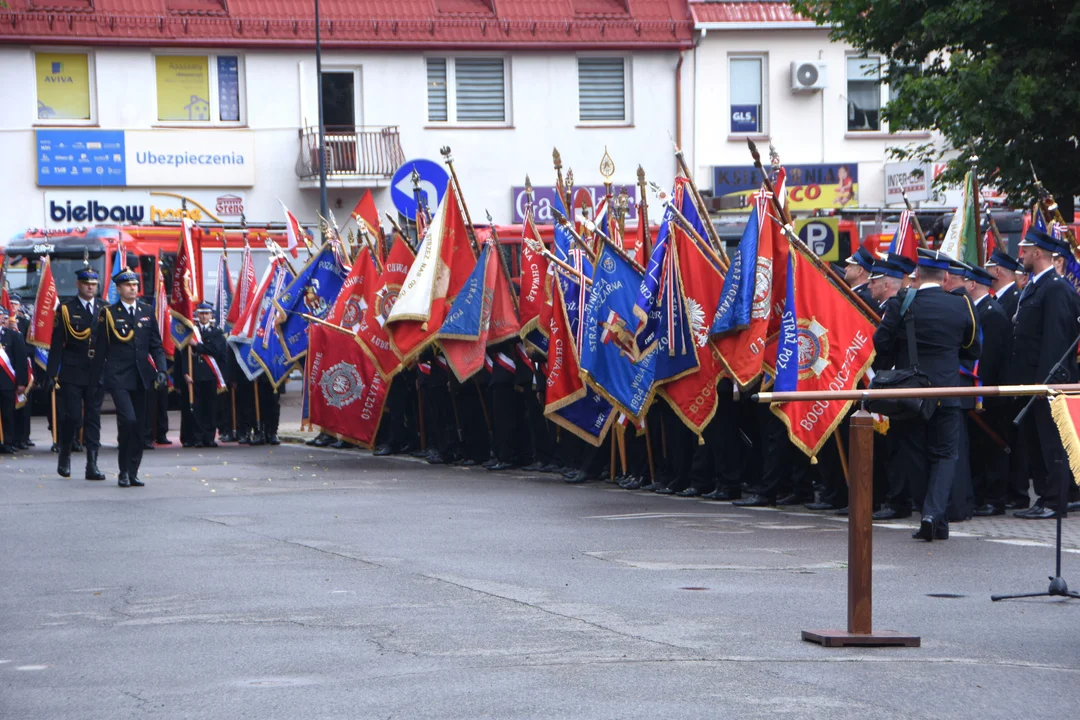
left=791, top=61, right=828, bottom=92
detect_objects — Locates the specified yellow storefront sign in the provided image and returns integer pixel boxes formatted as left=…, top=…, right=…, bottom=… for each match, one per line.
left=155, top=56, right=210, bottom=122
left=35, top=53, right=91, bottom=120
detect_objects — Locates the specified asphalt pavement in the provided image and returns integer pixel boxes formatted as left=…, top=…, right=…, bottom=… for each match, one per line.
left=2, top=415, right=1079, bottom=719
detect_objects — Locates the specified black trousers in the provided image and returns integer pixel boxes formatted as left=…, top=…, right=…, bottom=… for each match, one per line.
left=193, top=381, right=218, bottom=444
left=255, top=378, right=280, bottom=435
left=1022, top=397, right=1070, bottom=509
left=110, top=385, right=148, bottom=476
left=890, top=406, right=962, bottom=525
left=143, top=383, right=169, bottom=444
left=0, top=389, right=13, bottom=449
left=234, top=377, right=255, bottom=436
left=491, top=383, right=522, bottom=464
left=385, top=371, right=418, bottom=451
left=14, top=402, right=30, bottom=444
left=59, top=382, right=103, bottom=451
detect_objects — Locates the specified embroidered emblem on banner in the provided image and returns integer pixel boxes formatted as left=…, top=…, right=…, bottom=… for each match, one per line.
left=751, top=256, right=773, bottom=320
left=797, top=318, right=830, bottom=380
left=319, top=361, right=366, bottom=409
left=374, top=285, right=401, bottom=327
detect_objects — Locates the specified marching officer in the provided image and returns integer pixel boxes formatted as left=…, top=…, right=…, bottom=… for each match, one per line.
left=46, top=267, right=106, bottom=480
left=874, top=249, right=980, bottom=542
left=1010, top=229, right=1080, bottom=519
left=183, top=302, right=228, bottom=447
left=0, top=304, right=28, bottom=455
left=844, top=246, right=877, bottom=308
left=89, top=269, right=168, bottom=487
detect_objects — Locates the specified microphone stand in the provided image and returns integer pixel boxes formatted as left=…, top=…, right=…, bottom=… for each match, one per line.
left=992, top=322, right=1080, bottom=602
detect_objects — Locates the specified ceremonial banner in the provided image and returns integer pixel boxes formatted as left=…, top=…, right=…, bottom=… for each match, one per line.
left=659, top=223, right=728, bottom=434
left=105, top=239, right=126, bottom=304
left=275, top=243, right=349, bottom=361
left=29, top=255, right=58, bottom=349
left=552, top=192, right=592, bottom=349
left=281, top=201, right=304, bottom=258
left=169, top=217, right=201, bottom=349
left=358, top=239, right=414, bottom=379
left=351, top=189, right=381, bottom=238
left=155, top=255, right=175, bottom=360
left=329, top=245, right=377, bottom=332
left=227, top=241, right=256, bottom=326
left=307, top=322, right=389, bottom=449
left=887, top=209, right=919, bottom=269
left=712, top=194, right=784, bottom=389
left=939, top=171, right=978, bottom=267
left=544, top=275, right=613, bottom=446
left=580, top=244, right=657, bottom=421
left=385, top=183, right=476, bottom=364
left=214, top=253, right=234, bottom=331
left=518, top=205, right=549, bottom=340
left=228, top=256, right=285, bottom=381
left=1050, top=223, right=1080, bottom=295
left=771, top=246, right=876, bottom=458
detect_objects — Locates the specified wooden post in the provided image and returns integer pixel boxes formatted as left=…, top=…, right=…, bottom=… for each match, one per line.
left=802, top=410, right=920, bottom=648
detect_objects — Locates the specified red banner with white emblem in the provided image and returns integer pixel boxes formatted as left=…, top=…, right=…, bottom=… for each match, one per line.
left=29, top=255, right=58, bottom=349
left=358, top=238, right=414, bottom=379
left=307, top=322, right=389, bottom=449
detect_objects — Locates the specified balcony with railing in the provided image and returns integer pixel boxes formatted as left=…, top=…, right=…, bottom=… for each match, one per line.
left=295, top=125, right=406, bottom=188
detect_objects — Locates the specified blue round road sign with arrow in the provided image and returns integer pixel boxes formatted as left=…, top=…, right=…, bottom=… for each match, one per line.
left=390, top=159, right=449, bottom=220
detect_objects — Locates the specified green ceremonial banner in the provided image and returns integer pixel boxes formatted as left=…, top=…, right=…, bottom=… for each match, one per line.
left=940, top=171, right=978, bottom=267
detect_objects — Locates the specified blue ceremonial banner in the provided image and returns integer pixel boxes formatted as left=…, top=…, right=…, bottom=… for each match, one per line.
left=275, top=244, right=348, bottom=362
left=554, top=388, right=613, bottom=446
left=438, top=243, right=489, bottom=341
left=215, top=253, right=233, bottom=332
left=580, top=244, right=656, bottom=420
left=553, top=192, right=592, bottom=344
left=229, top=260, right=294, bottom=382
left=771, top=253, right=799, bottom=393
left=711, top=202, right=761, bottom=335
left=253, top=262, right=298, bottom=387
left=106, top=245, right=125, bottom=305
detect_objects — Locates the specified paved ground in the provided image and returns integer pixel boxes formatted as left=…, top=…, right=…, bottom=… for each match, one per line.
left=2, top=413, right=1079, bottom=718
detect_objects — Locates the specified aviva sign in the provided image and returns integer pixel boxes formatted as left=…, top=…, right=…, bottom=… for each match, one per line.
left=35, top=53, right=91, bottom=121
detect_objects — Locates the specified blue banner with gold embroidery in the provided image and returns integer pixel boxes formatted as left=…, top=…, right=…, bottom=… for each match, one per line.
left=275, top=244, right=348, bottom=362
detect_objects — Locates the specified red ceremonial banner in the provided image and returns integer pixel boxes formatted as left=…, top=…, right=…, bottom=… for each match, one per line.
left=29, top=256, right=58, bottom=349
left=544, top=278, right=587, bottom=414
left=659, top=225, right=727, bottom=434
left=518, top=211, right=549, bottom=337
left=771, top=246, right=877, bottom=458
left=328, top=246, right=377, bottom=332
left=1051, top=395, right=1080, bottom=486
left=307, top=322, right=389, bottom=448
left=358, top=239, right=415, bottom=379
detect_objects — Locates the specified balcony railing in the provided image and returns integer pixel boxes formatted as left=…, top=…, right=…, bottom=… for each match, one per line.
left=295, top=125, right=406, bottom=180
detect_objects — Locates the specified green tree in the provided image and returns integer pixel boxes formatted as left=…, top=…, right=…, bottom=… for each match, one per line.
left=790, top=0, right=1080, bottom=218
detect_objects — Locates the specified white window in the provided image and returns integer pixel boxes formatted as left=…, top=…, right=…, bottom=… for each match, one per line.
left=425, top=56, right=509, bottom=124
left=153, top=52, right=245, bottom=125
left=34, top=49, right=97, bottom=125
left=846, top=56, right=883, bottom=132
left=729, top=55, right=765, bottom=135
left=578, top=56, right=630, bottom=123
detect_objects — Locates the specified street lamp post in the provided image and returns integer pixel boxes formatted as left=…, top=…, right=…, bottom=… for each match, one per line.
left=314, top=0, right=329, bottom=228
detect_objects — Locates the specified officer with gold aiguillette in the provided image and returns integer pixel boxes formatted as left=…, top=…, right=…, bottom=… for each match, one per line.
left=89, top=269, right=168, bottom=488
left=46, top=265, right=106, bottom=480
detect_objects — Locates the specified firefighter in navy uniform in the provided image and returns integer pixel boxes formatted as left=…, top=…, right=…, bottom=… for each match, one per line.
left=46, top=267, right=106, bottom=480
left=7, top=294, right=34, bottom=450
left=0, top=305, right=28, bottom=455
left=1010, top=229, right=1080, bottom=519
left=963, top=265, right=1013, bottom=516
left=182, top=302, right=228, bottom=448
left=985, top=248, right=1022, bottom=319
left=873, top=249, right=980, bottom=542
left=844, top=246, right=878, bottom=309
left=89, top=270, right=168, bottom=487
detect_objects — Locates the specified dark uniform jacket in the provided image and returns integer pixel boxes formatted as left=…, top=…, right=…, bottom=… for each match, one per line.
left=0, top=325, right=29, bottom=391
left=852, top=282, right=875, bottom=311
left=1008, top=270, right=1080, bottom=385
left=183, top=324, right=228, bottom=384
left=47, top=297, right=103, bottom=386
left=90, top=300, right=168, bottom=391
left=873, top=285, right=981, bottom=408
left=973, top=295, right=1012, bottom=406
left=995, top=283, right=1020, bottom=320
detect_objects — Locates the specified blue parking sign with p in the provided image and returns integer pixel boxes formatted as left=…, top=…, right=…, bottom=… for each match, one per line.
left=795, top=218, right=839, bottom=262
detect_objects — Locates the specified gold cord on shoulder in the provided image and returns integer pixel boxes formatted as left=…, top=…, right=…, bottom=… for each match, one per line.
left=61, top=305, right=92, bottom=342
left=105, top=308, right=134, bottom=343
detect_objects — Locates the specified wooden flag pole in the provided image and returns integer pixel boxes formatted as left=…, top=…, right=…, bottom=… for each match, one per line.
left=50, top=386, right=58, bottom=446
left=439, top=146, right=481, bottom=257
left=673, top=141, right=730, bottom=264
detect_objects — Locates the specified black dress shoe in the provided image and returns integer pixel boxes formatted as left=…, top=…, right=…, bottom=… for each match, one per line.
left=455, top=458, right=478, bottom=467
left=156, top=436, right=173, bottom=446
left=143, top=441, right=155, bottom=450
left=778, top=493, right=813, bottom=506
left=182, top=442, right=197, bottom=449
left=732, top=494, right=774, bottom=507
left=912, top=516, right=936, bottom=541
left=640, top=481, right=665, bottom=492
left=330, top=440, right=352, bottom=449
left=482, top=458, right=499, bottom=469
left=835, top=507, right=849, bottom=516
left=0, top=445, right=13, bottom=455
left=373, top=444, right=393, bottom=456
left=409, top=448, right=432, bottom=458
left=426, top=451, right=447, bottom=465
left=128, top=475, right=145, bottom=487
left=57, top=450, right=71, bottom=478
left=538, top=463, right=562, bottom=474
left=974, top=504, right=1005, bottom=517
left=26, top=440, right=35, bottom=448
left=72, top=440, right=83, bottom=453
left=219, top=432, right=237, bottom=443
left=703, top=487, right=741, bottom=501
left=50, top=442, right=60, bottom=453
left=14, top=441, right=27, bottom=450
left=268, top=434, right=281, bottom=446
left=488, top=461, right=515, bottom=471
left=201, top=441, right=219, bottom=448
left=85, top=450, right=105, bottom=481
left=564, top=469, right=589, bottom=484
left=805, top=501, right=842, bottom=511
left=676, top=487, right=703, bottom=497
left=620, top=477, right=644, bottom=490
left=521, top=462, right=546, bottom=472
left=654, top=486, right=676, bottom=495
left=118, top=472, right=130, bottom=488
left=1068, top=500, right=1080, bottom=512
left=935, top=524, right=949, bottom=540
left=872, top=507, right=912, bottom=520
left=1016, top=505, right=1059, bottom=520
